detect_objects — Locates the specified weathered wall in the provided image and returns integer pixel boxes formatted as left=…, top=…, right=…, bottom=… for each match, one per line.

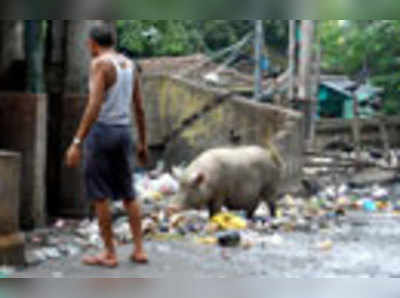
left=0, top=21, right=24, bottom=76
left=0, top=21, right=26, bottom=92
left=141, top=75, right=305, bottom=188
left=57, top=94, right=88, bottom=217
left=64, top=21, right=92, bottom=94
left=0, top=151, right=25, bottom=266
left=315, top=117, right=400, bottom=150
left=0, top=93, right=47, bottom=229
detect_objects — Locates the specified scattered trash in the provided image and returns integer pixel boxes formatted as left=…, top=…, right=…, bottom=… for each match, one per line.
left=142, top=218, right=157, bottom=235
left=363, top=199, right=377, bottom=212
left=196, top=236, right=217, bottom=245
left=23, top=156, right=400, bottom=268
left=0, top=266, right=15, bottom=278
left=316, top=240, right=334, bottom=251
left=25, top=250, right=47, bottom=266
left=149, top=161, right=165, bottom=179
left=217, top=231, right=241, bottom=247
left=261, top=234, right=283, bottom=246
left=211, top=213, right=247, bottom=231
left=43, top=247, right=62, bottom=259
left=155, top=174, right=180, bottom=195
left=54, top=219, right=65, bottom=229
left=372, top=186, right=389, bottom=199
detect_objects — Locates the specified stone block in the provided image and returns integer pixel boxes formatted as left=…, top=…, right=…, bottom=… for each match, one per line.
left=0, top=151, right=25, bottom=266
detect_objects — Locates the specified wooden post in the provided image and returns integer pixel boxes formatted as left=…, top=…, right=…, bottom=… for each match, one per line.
left=297, top=20, right=315, bottom=145
left=288, top=20, right=296, bottom=104
left=352, top=88, right=362, bottom=171
left=378, top=115, right=391, bottom=165
left=254, top=20, right=263, bottom=101
left=309, top=22, right=320, bottom=146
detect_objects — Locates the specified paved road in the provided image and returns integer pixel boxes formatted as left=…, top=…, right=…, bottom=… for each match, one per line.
left=13, top=212, right=400, bottom=278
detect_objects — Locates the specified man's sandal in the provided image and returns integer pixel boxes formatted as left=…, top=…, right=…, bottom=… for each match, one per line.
left=131, top=253, right=149, bottom=264
left=82, top=254, right=119, bottom=268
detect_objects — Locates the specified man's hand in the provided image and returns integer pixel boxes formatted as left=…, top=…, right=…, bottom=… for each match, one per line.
left=65, top=144, right=82, bottom=168
left=137, top=143, right=149, bottom=167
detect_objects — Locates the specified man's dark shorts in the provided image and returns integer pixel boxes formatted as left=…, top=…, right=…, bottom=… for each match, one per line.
left=84, top=122, right=136, bottom=201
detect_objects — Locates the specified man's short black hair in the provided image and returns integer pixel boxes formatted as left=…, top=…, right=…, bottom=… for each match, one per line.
left=89, top=23, right=116, bottom=47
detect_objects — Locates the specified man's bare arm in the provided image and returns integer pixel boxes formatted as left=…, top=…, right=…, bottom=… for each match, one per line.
left=133, top=70, right=147, bottom=147
left=75, top=61, right=109, bottom=141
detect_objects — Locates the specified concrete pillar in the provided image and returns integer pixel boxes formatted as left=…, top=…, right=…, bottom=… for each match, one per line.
left=0, top=93, right=47, bottom=229
left=64, top=20, right=92, bottom=94
left=0, top=151, right=25, bottom=266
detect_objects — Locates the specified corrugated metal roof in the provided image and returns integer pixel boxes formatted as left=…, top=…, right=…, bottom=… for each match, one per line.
left=321, top=81, right=353, bottom=97
left=355, top=84, right=383, bottom=98
left=321, top=80, right=382, bottom=100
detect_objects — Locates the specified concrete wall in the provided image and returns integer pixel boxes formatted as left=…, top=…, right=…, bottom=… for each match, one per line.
left=315, top=117, right=400, bottom=150
left=0, top=93, right=47, bottom=229
left=64, top=21, right=92, bottom=94
left=57, top=94, right=88, bottom=217
left=0, top=151, right=25, bottom=266
left=141, top=75, right=305, bottom=188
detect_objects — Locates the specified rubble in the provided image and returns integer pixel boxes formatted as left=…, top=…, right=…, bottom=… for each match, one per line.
left=217, top=231, right=241, bottom=247
left=316, top=240, right=334, bottom=251
left=0, top=266, right=16, bottom=278
left=23, top=153, right=400, bottom=268
left=211, top=213, right=247, bottom=231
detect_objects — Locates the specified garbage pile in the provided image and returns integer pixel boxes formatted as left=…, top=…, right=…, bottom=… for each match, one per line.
left=25, top=161, right=400, bottom=267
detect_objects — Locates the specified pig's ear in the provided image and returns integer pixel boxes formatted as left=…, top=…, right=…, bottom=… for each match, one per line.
left=172, top=167, right=184, bottom=180
left=190, top=172, right=205, bottom=187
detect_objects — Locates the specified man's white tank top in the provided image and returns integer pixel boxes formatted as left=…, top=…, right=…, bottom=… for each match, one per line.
left=97, top=54, right=136, bottom=126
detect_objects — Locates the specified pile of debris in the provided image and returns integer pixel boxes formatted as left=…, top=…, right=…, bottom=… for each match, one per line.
left=24, top=159, right=400, bottom=267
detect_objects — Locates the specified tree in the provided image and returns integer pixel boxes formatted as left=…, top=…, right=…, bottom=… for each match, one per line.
left=320, top=20, right=400, bottom=115
left=116, top=20, right=289, bottom=59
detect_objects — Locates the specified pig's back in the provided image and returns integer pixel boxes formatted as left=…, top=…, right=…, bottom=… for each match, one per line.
left=191, top=146, right=279, bottom=184
left=192, top=146, right=275, bottom=168
left=219, top=146, right=275, bottom=167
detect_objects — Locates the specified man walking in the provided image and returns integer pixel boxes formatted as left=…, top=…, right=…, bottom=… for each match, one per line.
left=65, top=23, right=148, bottom=268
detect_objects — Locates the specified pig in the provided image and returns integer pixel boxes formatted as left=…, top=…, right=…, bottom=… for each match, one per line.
left=172, top=145, right=284, bottom=219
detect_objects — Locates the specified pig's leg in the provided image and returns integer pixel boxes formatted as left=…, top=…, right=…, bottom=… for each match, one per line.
left=246, top=201, right=259, bottom=219
left=208, top=199, right=223, bottom=218
left=261, top=187, right=278, bottom=218
left=267, top=200, right=277, bottom=218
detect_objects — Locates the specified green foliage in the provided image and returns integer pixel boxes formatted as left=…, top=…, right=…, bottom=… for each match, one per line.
left=196, top=20, right=241, bottom=52
left=116, top=20, right=288, bottom=58
left=117, top=20, right=207, bottom=57
left=320, top=20, right=400, bottom=115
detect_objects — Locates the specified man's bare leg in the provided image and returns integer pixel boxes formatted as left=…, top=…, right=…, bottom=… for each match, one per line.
left=123, top=199, right=148, bottom=263
left=82, top=199, right=118, bottom=267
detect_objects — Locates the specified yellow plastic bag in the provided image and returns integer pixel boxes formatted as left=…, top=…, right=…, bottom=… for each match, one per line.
left=316, top=240, right=333, bottom=251
left=196, top=236, right=217, bottom=245
left=211, top=212, right=247, bottom=230
left=142, top=191, right=163, bottom=201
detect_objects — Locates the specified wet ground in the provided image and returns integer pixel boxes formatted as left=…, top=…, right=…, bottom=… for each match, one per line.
left=14, top=211, right=400, bottom=278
